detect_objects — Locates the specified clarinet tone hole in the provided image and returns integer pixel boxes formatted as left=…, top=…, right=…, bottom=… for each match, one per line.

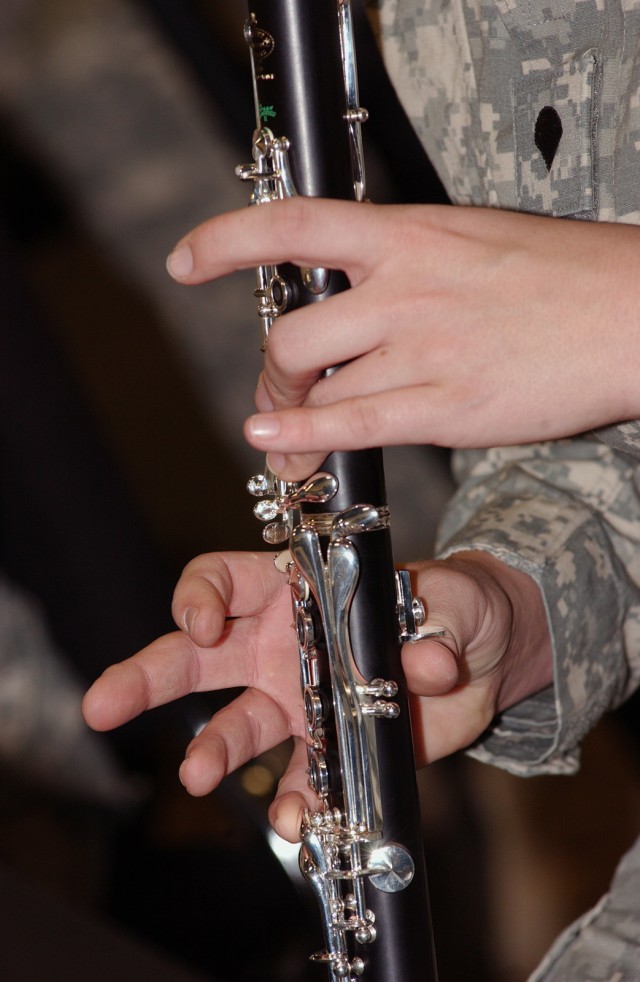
left=304, top=686, right=326, bottom=729
left=269, top=274, right=291, bottom=313
left=308, top=749, right=330, bottom=797
left=296, top=608, right=316, bottom=649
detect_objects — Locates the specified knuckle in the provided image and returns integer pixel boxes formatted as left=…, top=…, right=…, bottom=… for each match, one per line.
left=263, top=374, right=299, bottom=411
left=179, top=551, right=219, bottom=578
left=273, top=196, right=315, bottom=250
left=264, top=336, right=306, bottom=408
left=264, top=363, right=317, bottom=412
left=347, top=399, right=382, bottom=445
left=173, top=553, right=230, bottom=608
left=265, top=326, right=296, bottom=378
left=294, top=408, right=320, bottom=445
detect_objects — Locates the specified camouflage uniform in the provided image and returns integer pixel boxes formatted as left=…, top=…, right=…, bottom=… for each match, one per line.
left=371, top=1, right=640, bottom=978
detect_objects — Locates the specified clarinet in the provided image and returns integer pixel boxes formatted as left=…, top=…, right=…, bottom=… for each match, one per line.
left=237, top=3, right=439, bottom=980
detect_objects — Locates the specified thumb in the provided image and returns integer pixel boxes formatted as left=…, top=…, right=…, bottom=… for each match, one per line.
left=408, top=554, right=513, bottom=685
left=268, top=737, right=319, bottom=843
left=401, top=634, right=462, bottom=697
left=403, top=554, right=546, bottom=766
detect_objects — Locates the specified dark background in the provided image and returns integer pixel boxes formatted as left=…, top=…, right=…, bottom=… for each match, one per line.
left=2, top=2, right=640, bottom=980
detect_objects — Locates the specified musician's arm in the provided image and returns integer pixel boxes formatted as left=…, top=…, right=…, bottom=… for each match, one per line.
left=436, top=435, right=640, bottom=774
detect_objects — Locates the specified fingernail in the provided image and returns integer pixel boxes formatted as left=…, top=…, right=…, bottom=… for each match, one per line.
left=266, top=452, right=286, bottom=474
left=418, top=624, right=447, bottom=639
left=246, top=414, right=281, bottom=439
left=184, top=607, right=197, bottom=635
left=166, top=243, right=193, bottom=279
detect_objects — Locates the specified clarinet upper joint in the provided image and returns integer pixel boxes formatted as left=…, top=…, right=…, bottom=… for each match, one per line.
left=237, top=126, right=331, bottom=346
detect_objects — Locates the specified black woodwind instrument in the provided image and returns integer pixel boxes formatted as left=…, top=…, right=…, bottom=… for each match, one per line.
left=237, top=3, right=439, bottom=980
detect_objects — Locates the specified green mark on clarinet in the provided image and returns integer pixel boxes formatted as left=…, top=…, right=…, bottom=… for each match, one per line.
left=259, top=104, right=276, bottom=122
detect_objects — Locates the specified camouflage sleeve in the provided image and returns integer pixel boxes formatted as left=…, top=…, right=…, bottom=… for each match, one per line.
left=435, top=436, right=640, bottom=776
left=595, top=419, right=640, bottom=458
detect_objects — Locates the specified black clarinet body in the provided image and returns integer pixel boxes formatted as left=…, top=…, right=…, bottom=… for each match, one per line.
left=239, top=3, right=438, bottom=980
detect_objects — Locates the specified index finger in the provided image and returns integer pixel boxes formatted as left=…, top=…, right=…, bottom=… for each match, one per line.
left=82, top=630, right=209, bottom=732
left=165, top=197, right=386, bottom=286
left=82, top=600, right=295, bottom=734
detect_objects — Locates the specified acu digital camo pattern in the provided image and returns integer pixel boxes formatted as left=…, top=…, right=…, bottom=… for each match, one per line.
left=367, top=1, right=640, bottom=978
left=365, top=0, right=640, bottom=770
left=368, top=0, right=640, bottom=221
